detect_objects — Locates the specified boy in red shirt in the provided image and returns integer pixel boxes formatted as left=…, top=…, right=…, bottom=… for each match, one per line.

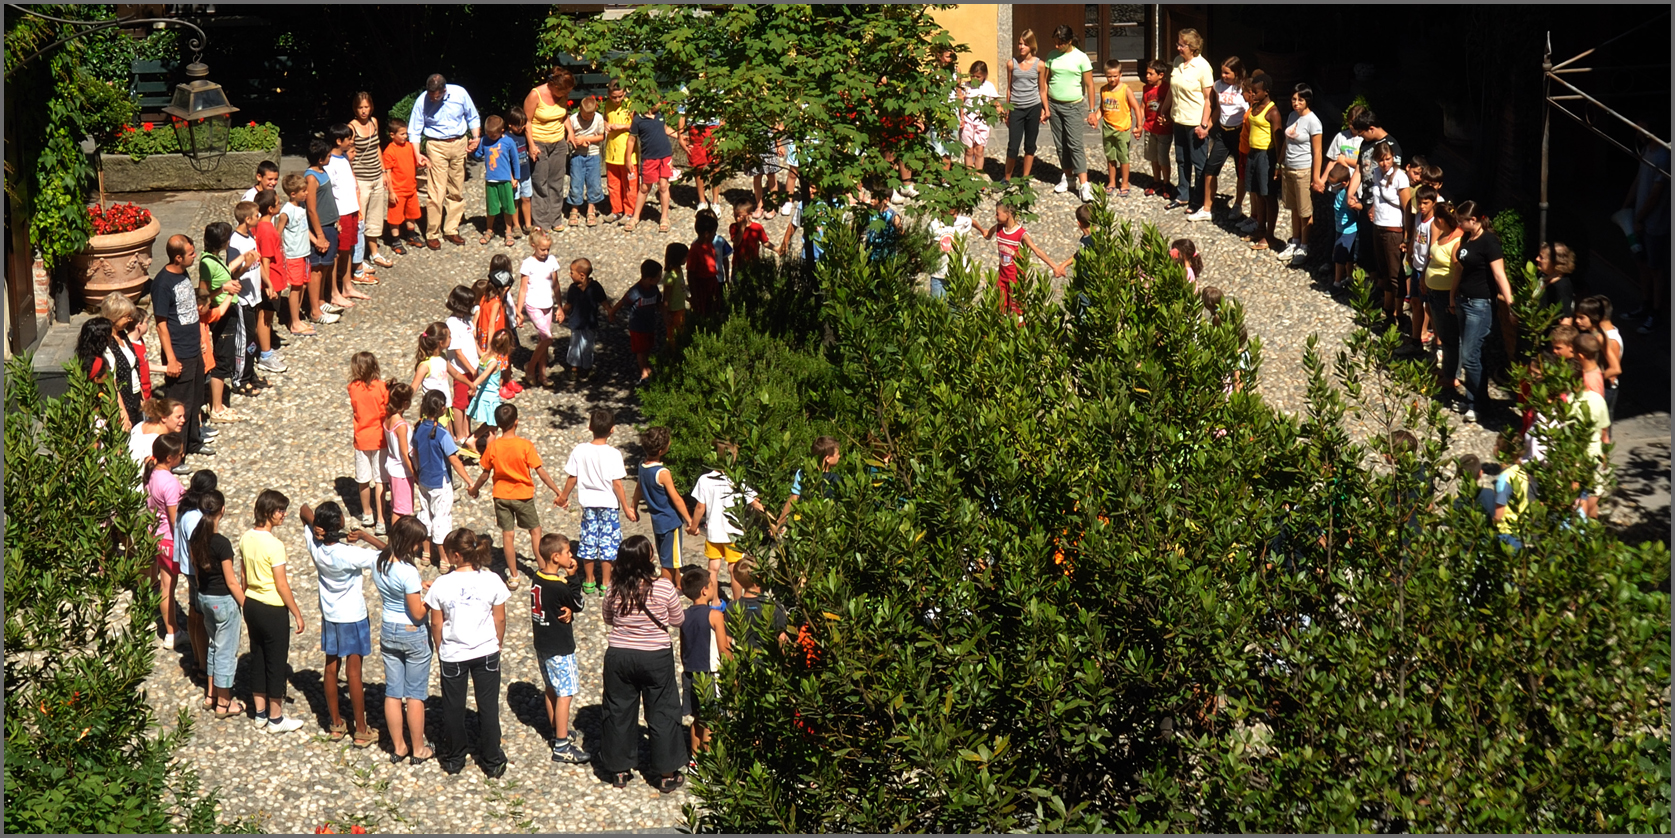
left=685, top=209, right=722, bottom=317
left=251, top=190, right=288, bottom=373
left=382, top=118, right=425, bottom=254
left=467, top=403, right=564, bottom=590
left=729, top=198, right=770, bottom=273
left=1141, top=59, right=1174, bottom=198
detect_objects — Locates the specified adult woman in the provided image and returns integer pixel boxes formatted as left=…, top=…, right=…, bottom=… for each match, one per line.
left=598, top=535, right=685, bottom=793
left=1167, top=28, right=1216, bottom=211
left=1422, top=203, right=1463, bottom=394
left=1197, top=56, right=1249, bottom=222
left=188, top=490, right=247, bottom=719
left=76, top=316, right=121, bottom=429
left=1449, top=200, right=1515, bottom=424
left=372, top=516, right=434, bottom=764
left=1044, top=25, right=1096, bottom=202
left=1353, top=142, right=1410, bottom=319
left=129, top=397, right=186, bottom=467
left=101, top=295, right=149, bottom=430
left=1002, top=29, right=1049, bottom=183
left=349, top=92, right=393, bottom=271
left=241, top=489, right=308, bottom=734
left=426, top=529, right=509, bottom=777
left=523, top=67, right=576, bottom=233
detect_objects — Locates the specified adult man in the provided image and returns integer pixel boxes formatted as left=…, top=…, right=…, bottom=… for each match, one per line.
left=408, top=73, right=481, bottom=248
left=151, top=235, right=216, bottom=464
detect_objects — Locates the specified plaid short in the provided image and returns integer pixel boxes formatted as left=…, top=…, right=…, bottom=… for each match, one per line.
left=540, top=652, right=579, bottom=697
left=578, top=506, right=622, bottom=562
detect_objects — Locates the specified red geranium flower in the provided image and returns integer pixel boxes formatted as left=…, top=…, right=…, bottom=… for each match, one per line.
left=142, top=122, right=154, bottom=131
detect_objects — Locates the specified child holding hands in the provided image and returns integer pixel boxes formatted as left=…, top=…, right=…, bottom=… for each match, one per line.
left=347, top=351, right=388, bottom=533
left=556, top=408, right=639, bottom=594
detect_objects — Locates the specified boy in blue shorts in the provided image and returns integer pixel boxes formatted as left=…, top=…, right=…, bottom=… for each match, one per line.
left=557, top=407, right=638, bottom=594
left=533, top=533, right=588, bottom=762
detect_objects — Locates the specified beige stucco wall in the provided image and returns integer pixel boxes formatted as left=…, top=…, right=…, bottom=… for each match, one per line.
left=931, top=4, right=1000, bottom=81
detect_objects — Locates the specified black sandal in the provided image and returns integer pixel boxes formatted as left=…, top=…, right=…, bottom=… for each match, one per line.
left=611, top=771, right=632, bottom=789
left=658, top=773, right=686, bottom=794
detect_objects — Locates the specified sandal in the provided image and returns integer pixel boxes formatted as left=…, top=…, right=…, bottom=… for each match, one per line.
left=1249, top=240, right=1271, bottom=251
left=409, top=747, right=434, bottom=765
left=658, top=773, right=687, bottom=794
left=658, top=223, right=671, bottom=233
left=372, top=253, right=395, bottom=268
left=479, top=233, right=493, bottom=245
left=623, top=221, right=638, bottom=232
left=352, top=728, right=378, bottom=748
left=611, top=771, right=632, bottom=789
left=503, top=236, right=515, bottom=247
left=1117, top=188, right=1131, bottom=197
left=586, top=214, right=599, bottom=227
left=328, top=719, right=348, bottom=741
left=351, top=274, right=380, bottom=286
left=215, top=698, right=246, bottom=719
left=388, top=239, right=407, bottom=256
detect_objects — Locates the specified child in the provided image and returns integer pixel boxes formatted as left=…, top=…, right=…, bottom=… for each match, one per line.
left=729, top=198, right=771, bottom=272
left=144, top=433, right=186, bottom=644
left=425, top=529, right=511, bottom=777
left=347, top=351, right=389, bottom=532
left=517, top=232, right=561, bottom=386
left=369, top=516, right=432, bottom=763
left=676, top=89, right=723, bottom=212
left=566, top=95, right=607, bottom=227
left=775, top=436, right=840, bottom=535
left=862, top=183, right=906, bottom=263
left=560, top=258, right=610, bottom=383
left=303, top=138, right=343, bottom=325
left=1057, top=204, right=1096, bottom=320
left=1550, top=323, right=1579, bottom=361
left=279, top=174, right=318, bottom=335
left=1169, top=238, right=1203, bottom=286
left=959, top=60, right=1001, bottom=171
left=691, top=439, right=768, bottom=602
left=929, top=205, right=978, bottom=299
left=228, top=201, right=268, bottom=394
left=410, top=390, right=475, bottom=567
left=1327, top=163, right=1358, bottom=290
left=299, top=500, right=378, bottom=746
left=1140, top=59, right=1174, bottom=197
left=632, top=426, right=696, bottom=581
left=480, top=115, right=522, bottom=246
left=1575, top=332, right=1607, bottom=398
left=557, top=407, right=639, bottom=594
left=465, top=329, right=513, bottom=431
left=382, top=117, right=426, bottom=254
left=1324, top=103, right=1366, bottom=178
left=444, top=285, right=480, bottom=442
left=679, top=565, right=730, bottom=757
left=981, top=201, right=1061, bottom=317
left=610, top=259, right=665, bottom=382
left=729, top=558, right=788, bottom=651
left=350, top=93, right=391, bottom=274
left=382, top=381, right=417, bottom=524
left=1098, top=59, right=1143, bottom=195
left=1574, top=295, right=1624, bottom=426
left=1277, top=84, right=1323, bottom=263
left=626, top=101, right=677, bottom=233
left=468, top=402, right=563, bottom=590
left=532, top=533, right=588, bottom=763
left=1536, top=241, right=1577, bottom=325
left=186, top=489, right=244, bottom=718
left=198, top=221, right=254, bottom=424
left=1405, top=184, right=1440, bottom=348
left=251, top=190, right=288, bottom=372
left=507, top=107, right=535, bottom=237
left=325, top=124, right=365, bottom=307
left=241, top=160, right=280, bottom=202
left=1209, top=57, right=1251, bottom=222
left=664, top=242, right=690, bottom=342
left=602, top=80, right=638, bottom=223
left=410, top=321, right=453, bottom=405
left=240, top=489, right=307, bottom=733
left=472, top=275, right=507, bottom=360
left=1243, top=73, right=1282, bottom=252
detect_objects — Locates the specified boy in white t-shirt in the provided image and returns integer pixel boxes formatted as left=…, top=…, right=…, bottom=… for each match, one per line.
left=228, top=201, right=266, bottom=393
left=299, top=501, right=379, bottom=746
left=690, top=439, right=768, bottom=602
left=928, top=206, right=977, bottom=299
left=556, top=407, right=638, bottom=595
left=443, top=284, right=480, bottom=446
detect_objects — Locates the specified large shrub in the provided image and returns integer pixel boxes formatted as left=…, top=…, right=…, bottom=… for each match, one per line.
left=648, top=201, right=1670, bottom=832
left=3, top=357, right=255, bottom=833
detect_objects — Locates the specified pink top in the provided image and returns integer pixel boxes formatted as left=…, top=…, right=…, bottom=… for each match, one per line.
left=146, top=467, right=182, bottom=543
left=1582, top=367, right=1605, bottom=398
left=602, top=578, right=684, bottom=651
left=994, top=224, right=1027, bottom=284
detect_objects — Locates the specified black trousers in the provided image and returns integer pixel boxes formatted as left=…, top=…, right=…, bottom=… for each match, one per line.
left=440, top=651, right=505, bottom=771
left=243, top=599, right=291, bottom=704
left=600, top=645, right=685, bottom=776
left=162, top=350, right=206, bottom=452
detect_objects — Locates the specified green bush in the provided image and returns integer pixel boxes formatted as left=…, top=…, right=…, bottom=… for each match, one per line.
left=1493, top=207, right=1527, bottom=264
left=3, top=356, right=257, bottom=833
left=648, top=199, right=1670, bottom=832
left=108, top=121, right=282, bottom=161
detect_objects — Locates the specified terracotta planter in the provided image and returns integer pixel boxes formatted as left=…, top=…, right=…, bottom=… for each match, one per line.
left=70, top=216, right=162, bottom=313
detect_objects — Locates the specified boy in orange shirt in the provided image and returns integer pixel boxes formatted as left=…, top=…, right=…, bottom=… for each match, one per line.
left=467, top=402, right=563, bottom=590
left=382, top=118, right=425, bottom=254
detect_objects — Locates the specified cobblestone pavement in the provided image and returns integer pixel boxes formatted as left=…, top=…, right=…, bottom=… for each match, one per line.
left=137, top=160, right=1658, bottom=832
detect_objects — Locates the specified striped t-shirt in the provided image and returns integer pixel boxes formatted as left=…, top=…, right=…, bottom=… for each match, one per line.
left=603, top=579, right=683, bottom=651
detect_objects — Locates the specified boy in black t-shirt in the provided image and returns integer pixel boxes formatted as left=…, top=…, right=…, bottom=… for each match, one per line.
left=532, top=533, right=588, bottom=763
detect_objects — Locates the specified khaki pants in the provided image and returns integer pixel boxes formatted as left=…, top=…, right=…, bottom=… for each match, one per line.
left=356, top=176, right=387, bottom=240
left=423, top=136, right=468, bottom=239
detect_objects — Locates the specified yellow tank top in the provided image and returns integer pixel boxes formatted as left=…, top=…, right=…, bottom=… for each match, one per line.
left=529, top=97, right=568, bottom=144
left=1424, top=233, right=1460, bottom=291
left=1100, top=86, right=1133, bottom=131
left=1247, top=101, right=1275, bottom=150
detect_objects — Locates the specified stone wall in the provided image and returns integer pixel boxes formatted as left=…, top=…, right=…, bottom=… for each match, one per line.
left=100, top=144, right=283, bottom=192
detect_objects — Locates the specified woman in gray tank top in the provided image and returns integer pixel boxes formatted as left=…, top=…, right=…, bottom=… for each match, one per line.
left=1003, top=28, right=1050, bottom=182
left=349, top=92, right=392, bottom=270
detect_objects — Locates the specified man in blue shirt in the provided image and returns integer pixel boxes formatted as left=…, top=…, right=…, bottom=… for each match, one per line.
left=409, top=73, right=482, bottom=248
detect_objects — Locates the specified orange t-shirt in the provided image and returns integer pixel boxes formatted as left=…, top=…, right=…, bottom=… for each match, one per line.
left=480, top=434, right=540, bottom=500
left=348, top=379, right=388, bottom=451
left=382, top=140, right=418, bottom=197
left=475, top=294, right=506, bottom=356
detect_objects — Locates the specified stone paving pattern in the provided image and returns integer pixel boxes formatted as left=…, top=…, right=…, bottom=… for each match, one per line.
left=135, top=158, right=1661, bottom=833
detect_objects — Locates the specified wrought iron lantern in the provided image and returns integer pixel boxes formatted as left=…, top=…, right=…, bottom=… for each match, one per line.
left=162, top=62, right=239, bottom=172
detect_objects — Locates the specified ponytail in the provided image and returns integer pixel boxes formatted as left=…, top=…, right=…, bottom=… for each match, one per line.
left=1455, top=200, right=1492, bottom=234
left=142, top=433, right=185, bottom=486
left=188, top=490, right=226, bottom=577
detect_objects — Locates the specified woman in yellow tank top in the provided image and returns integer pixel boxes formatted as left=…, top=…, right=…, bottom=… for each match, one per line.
left=522, top=67, right=575, bottom=232
left=1422, top=204, right=1463, bottom=392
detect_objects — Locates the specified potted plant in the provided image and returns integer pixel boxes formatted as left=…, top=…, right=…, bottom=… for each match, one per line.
left=69, top=201, right=161, bottom=312
left=100, top=120, right=284, bottom=191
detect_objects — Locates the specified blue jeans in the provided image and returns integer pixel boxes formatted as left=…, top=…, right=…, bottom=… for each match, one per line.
left=1173, top=123, right=1207, bottom=204
left=928, top=276, right=947, bottom=298
left=353, top=215, right=366, bottom=264
left=568, top=154, right=605, bottom=208
left=1456, top=297, right=1493, bottom=411
left=197, top=592, right=242, bottom=689
left=379, top=622, right=432, bottom=701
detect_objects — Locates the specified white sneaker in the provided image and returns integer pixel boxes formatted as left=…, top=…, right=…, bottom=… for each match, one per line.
left=901, top=183, right=920, bottom=198
left=315, top=311, right=341, bottom=325
left=256, top=355, right=288, bottom=374
left=161, top=632, right=175, bottom=648
left=359, top=513, right=374, bottom=527
left=780, top=201, right=795, bottom=216
left=1187, top=209, right=1213, bottom=222
left=253, top=714, right=272, bottom=730
left=1290, top=244, right=1311, bottom=264
left=320, top=302, right=345, bottom=315
left=695, top=201, right=708, bottom=213
left=1078, top=181, right=1094, bottom=202
left=1274, top=243, right=1297, bottom=261
left=266, top=715, right=305, bottom=734
left=1054, top=175, right=1070, bottom=193
left=1462, top=408, right=1478, bottom=424
left=890, top=190, right=907, bottom=204
left=669, top=167, right=682, bottom=181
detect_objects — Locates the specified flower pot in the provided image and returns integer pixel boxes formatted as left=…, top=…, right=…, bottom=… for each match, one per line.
left=70, top=216, right=162, bottom=313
